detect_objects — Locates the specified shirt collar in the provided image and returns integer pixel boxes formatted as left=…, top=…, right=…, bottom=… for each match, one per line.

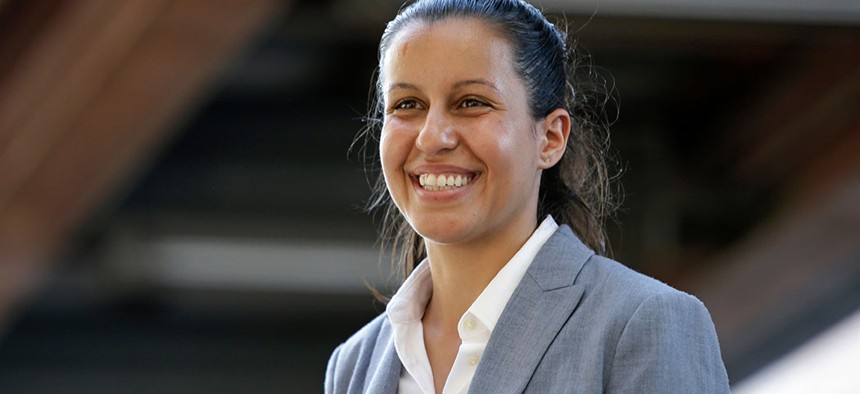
left=387, top=258, right=432, bottom=324
left=387, top=215, right=559, bottom=331
left=464, top=215, right=558, bottom=333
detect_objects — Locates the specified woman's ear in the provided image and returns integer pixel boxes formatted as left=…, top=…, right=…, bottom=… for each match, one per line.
left=538, top=108, right=571, bottom=169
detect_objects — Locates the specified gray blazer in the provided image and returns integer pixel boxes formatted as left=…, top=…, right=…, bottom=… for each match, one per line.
left=325, top=225, right=730, bottom=393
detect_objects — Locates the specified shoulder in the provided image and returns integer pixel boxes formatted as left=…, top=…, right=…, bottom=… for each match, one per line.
left=578, top=253, right=718, bottom=346
left=537, top=225, right=712, bottom=326
left=501, top=227, right=728, bottom=391
left=577, top=255, right=730, bottom=392
left=584, top=255, right=716, bottom=346
left=325, top=313, right=394, bottom=391
left=535, top=225, right=711, bottom=332
left=582, top=254, right=697, bottom=309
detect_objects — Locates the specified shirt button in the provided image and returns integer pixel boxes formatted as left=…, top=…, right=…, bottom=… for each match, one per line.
left=464, top=317, right=475, bottom=330
left=469, top=355, right=480, bottom=366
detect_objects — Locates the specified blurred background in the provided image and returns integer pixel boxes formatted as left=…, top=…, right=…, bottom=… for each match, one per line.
left=1, top=0, right=859, bottom=392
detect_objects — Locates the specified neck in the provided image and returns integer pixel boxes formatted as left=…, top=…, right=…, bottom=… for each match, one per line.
left=422, top=215, right=539, bottom=327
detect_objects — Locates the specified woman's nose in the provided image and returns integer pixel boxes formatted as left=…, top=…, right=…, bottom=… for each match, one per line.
left=415, top=107, right=457, bottom=154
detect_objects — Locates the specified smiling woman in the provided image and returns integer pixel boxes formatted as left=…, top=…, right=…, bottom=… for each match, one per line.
left=326, top=1, right=730, bottom=393
left=380, top=17, right=561, bottom=251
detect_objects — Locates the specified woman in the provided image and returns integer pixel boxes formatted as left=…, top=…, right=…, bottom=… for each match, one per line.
left=326, top=0, right=730, bottom=392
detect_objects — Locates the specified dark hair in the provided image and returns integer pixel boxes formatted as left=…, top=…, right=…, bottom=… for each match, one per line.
left=356, top=0, right=617, bottom=285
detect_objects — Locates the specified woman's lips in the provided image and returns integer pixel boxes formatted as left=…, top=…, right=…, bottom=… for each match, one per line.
left=417, top=173, right=473, bottom=191
left=408, top=164, right=479, bottom=197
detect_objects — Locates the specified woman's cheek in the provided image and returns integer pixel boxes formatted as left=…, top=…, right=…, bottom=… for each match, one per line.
left=381, top=119, right=414, bottom=159
left=379, top=130, right=395, bottom=181
left=379, top=125, right=408, bottom=191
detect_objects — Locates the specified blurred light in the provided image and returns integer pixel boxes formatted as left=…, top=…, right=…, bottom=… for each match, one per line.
left=105, top=234, right=387, bottom=293
left=733, top=308, right=860, bottom=394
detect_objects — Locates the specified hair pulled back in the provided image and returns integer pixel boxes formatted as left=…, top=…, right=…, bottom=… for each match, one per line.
left=358, top=0, right=617, bottom=283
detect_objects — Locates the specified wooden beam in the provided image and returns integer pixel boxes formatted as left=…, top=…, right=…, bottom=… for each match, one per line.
left=0, top=0, right=63, bottom=81
left=0, top=0, right=285, bottom=326
left=0, top=1, right=169, bottom=208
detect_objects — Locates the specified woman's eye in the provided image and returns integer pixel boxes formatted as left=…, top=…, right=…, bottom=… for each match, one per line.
left=393, top=99, right=420, bottom=110
left=460, top=98, right=487, bottom=108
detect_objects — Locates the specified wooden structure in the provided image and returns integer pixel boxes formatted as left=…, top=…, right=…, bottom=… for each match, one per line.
left=0, top=0, right=284, bottom=326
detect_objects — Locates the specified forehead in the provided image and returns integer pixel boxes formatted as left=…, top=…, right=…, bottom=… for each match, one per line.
left=380, top=17, right=516, bottom=85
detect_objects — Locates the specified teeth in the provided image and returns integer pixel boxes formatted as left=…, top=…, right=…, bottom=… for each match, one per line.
left=418, top=173, right=472, bottom=191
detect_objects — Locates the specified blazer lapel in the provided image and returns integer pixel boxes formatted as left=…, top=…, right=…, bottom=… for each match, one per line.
left=469, top=226, right=592, bottom=393
left=365, top=321, right=403, bottom=394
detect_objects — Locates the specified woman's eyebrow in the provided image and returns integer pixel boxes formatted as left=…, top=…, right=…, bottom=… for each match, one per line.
left=387, top=79, right=499, bottom=93
left=453, top=79, right=500, bottom=92
left=387, top=82, right=420, bottom=92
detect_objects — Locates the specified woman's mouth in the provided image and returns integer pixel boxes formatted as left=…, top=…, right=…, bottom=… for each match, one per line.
left=417, top=173, right=474, bottom=191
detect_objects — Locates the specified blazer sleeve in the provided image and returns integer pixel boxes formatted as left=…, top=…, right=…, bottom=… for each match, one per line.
left=606, top=291, right=730, bottom=393
left=324, top=343, right=343, bottom=394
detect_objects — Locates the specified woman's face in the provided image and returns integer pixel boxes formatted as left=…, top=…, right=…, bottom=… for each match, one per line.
left=379, top=18, right=564, bottom=247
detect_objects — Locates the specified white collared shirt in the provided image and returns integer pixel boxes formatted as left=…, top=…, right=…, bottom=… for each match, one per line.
left=387, top=216, right=559, bottom=394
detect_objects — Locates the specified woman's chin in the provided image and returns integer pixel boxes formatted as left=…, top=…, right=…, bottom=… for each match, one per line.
left=411, top=219, right=476, bottom=246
